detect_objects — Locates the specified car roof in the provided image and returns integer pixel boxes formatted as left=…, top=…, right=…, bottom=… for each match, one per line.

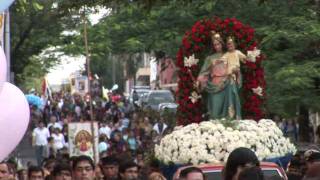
left=131, top=89, right=150, bottom=92
left=148, top=90, right=172, bottom=93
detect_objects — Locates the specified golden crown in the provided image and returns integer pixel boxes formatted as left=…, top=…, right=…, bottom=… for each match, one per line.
left=226, top=36, right=235, bottom=43
left=211, top=31, right=222, bottom=41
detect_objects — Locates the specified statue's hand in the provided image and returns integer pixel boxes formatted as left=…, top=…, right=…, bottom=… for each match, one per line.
left=232, top=67, right=240, bottom=73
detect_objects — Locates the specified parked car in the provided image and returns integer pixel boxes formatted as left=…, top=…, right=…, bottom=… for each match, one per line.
left=172, top=162, right=287, bottom=180
left=142, top=90, right=177, bottom=111
left=129, top=87, right=150, bottom=104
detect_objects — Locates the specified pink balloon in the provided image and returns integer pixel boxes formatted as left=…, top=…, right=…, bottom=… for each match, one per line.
left=0, top=82, right=30, bottom=161
left=0, top=47, right=7, bottom=83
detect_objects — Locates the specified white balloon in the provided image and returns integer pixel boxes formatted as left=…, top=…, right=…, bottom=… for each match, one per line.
left=0, top=82, right=30, bottom=161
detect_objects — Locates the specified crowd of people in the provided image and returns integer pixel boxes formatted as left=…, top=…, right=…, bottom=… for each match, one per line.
left=275, top=117, right=320, bottom=144
left=28, top=91, right=173, bottom=166
left=8, top=90, right=173, bottom=180
left=0, top=90, right=319, bottom=180
left=0, top=154, right=167, bottom=180
left=1, top=146, right=320, bottom=180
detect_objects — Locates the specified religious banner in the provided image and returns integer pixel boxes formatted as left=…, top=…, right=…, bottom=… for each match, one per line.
left=0, top=13, right=4, bottom=47
left=68, top=122, right=99, bottom=161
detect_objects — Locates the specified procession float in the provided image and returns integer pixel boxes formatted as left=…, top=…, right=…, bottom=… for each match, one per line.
left=154, top=17, right=296, bottom=172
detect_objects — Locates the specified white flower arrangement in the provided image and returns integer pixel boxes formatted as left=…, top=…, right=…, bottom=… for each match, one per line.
left=155, top=119, right=296, bottom=165
left=247, top=48, right=261, bottom=63
left=184, top=54, right=199, bottom=67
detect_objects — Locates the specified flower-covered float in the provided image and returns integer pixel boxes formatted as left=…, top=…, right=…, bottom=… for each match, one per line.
left=154, top=17, right=296, bottom=175
left=155, top=119, right=296, bottom=165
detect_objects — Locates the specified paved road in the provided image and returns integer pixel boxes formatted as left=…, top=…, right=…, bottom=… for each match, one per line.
left=11, top=131, right=37, bottom=168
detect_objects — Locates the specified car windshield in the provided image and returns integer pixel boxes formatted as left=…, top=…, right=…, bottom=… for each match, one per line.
left=204, top=171, right=222, bottom=180
left=132, top=89, right=149, bottom=99
left=148, top=92, right=174, bottom=104
left=263, top=170, right=282, bottom=179
left=137, top=90, right=149, bottom=97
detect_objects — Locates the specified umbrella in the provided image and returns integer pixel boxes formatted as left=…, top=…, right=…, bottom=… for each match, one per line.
left=25, top=94, right=44, bottom=109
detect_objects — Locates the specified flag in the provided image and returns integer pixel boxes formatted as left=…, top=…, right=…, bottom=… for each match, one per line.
left=102, top=86, right=109, bottom=100
left=41, top=77, right=52, bottom=100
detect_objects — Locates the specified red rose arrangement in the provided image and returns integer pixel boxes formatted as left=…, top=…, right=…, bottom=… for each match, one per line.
left=176, top=17, right=266, bottom=126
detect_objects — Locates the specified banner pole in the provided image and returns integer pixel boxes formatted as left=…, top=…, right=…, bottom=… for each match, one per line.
left=82, top=8, right=97, bottom=163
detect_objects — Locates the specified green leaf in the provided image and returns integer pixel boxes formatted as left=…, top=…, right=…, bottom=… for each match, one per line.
left=32, top=1, right=44, bottom=10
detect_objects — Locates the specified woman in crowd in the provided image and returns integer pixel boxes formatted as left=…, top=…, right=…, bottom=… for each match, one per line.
left=51, top=128, right=66, bottom=151
left=223, top=147, right=260, bottom=180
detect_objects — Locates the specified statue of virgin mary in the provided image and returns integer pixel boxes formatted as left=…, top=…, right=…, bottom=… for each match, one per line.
left=197, top=32, right=245, bottom=120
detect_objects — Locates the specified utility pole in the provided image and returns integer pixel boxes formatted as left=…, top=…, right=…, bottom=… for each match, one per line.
left=82, top=8, right=97, bottom=163
left=112, top=54, right=115, bottom=85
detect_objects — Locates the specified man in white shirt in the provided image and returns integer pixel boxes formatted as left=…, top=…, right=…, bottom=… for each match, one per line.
left=47, top=115, right=63, bottom=131
left=153, top=117, right=168, bottom=135
left=32, top=121, right=50, bottom=166
left=99, top=122, right=112, bottom=139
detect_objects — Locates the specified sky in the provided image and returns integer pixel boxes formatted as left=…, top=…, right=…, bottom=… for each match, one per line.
left=46, top=55, right=85, bottom=85
left=46, top=7, right=110, bottom=85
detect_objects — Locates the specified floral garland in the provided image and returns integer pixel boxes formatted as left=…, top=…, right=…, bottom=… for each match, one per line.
left=155, top=119, right=296, bottom=165
left=176, top=17, right=266, bottom=125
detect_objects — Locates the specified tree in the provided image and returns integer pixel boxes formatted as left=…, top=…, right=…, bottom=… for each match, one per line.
left=257, top=0, right=320, bottom=116
left=11, top=0, right=218, bottom=88
left=62, top=0, right=222, bottom=89
left=11, top=0, right=320, bottom=126
left=81, top=0, right=320, bottom=122
left=11, top=0, right=84, bottom=86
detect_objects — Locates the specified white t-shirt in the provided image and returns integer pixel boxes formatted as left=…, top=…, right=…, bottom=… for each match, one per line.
left=33, top=127, right=50, bottom=146
left=99, top=126, right=112, bottom=139
left=48, top=122, right=63, bottom=131
left=51, top=133, right=65, bottom=150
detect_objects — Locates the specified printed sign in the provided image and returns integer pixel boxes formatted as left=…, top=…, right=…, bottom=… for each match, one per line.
left=68, top=122, right=99, bottom=161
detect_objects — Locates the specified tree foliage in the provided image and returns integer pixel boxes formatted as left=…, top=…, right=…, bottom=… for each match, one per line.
left=79, top=0, right=320, bottom=117
left=11, top=0, right=83, bottom=85
left=10, top=0, right=320, bottom=117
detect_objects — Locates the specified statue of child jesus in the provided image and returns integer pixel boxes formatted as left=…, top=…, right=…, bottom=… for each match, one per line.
left=221, top=36, right=247, bottom=84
